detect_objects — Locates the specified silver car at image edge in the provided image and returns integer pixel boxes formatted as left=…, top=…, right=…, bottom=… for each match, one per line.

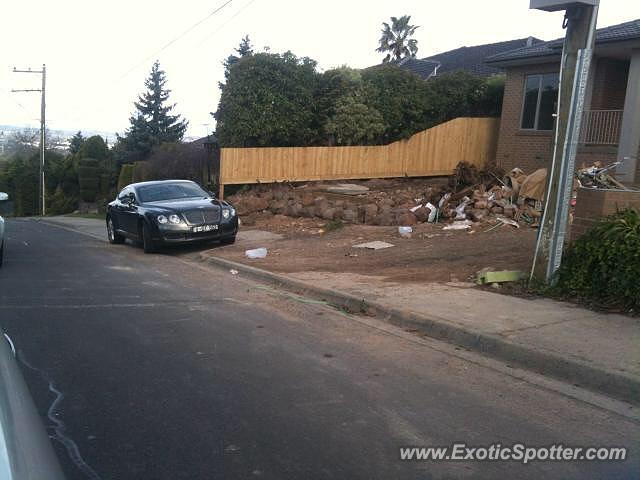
left=0, top=332, right=65, bottom=479
left=0, top=191, right=7, bottom=267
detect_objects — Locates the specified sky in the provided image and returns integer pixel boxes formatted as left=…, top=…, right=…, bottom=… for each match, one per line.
left=1, top=0, right=638, bottom=139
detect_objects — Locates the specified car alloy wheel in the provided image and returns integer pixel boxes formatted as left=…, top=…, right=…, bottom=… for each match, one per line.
left=107, top=219, right=115, bottom=241
left=107, top=216, right=124, bottom=244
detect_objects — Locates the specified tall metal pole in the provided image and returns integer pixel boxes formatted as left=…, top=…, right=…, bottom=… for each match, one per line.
left=11, top=65, right=47, bottom=216
left=530, top=3, right=599, bottom=283
left=40, top=65, right=46, bottom=216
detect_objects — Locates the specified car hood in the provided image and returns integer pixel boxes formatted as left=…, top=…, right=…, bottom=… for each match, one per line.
left=142, top=198, right=221, bottom=212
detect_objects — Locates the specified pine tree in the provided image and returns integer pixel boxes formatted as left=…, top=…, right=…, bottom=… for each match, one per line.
left=222, top=35, right=254, bottom=80
left=117, top=61, right=188, bottom=162
left=133, top=61, right=188, bottom=144
left=237, top=35, right=253, bottom=57
left=69, top=131, right=84, bottom=154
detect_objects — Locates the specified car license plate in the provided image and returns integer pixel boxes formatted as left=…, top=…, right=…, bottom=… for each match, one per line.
left=192, top=224, right=218, bottom=233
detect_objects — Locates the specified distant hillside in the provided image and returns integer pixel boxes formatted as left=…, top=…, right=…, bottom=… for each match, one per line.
left=0, top=125, right=118, bottom=146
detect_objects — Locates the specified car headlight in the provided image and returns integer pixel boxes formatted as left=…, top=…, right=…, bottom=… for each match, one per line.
left=222, top=207, right=236, bottom=219
left=157, top=215, right=168, bottom=224
left=169, top=214, right=181, bottom=224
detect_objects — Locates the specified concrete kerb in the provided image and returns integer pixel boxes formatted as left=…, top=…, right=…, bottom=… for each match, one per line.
left=199, top=253, right=640, bottom=406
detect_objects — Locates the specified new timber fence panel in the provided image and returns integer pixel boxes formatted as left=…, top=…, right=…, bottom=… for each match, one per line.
left=219, top=117, right=499, bottom=188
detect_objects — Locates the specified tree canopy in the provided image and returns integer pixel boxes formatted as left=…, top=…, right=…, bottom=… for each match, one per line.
left=215, top=52, right=320, bottom=147
left=214, top=45, right=504, bottom=149
left=362, top=65, right=430, bottom=143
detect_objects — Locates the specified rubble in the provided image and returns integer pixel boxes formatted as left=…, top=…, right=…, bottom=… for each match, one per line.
left=227, top=162, right=561, bottom=231
left=576, top=161, right=639, bottom=191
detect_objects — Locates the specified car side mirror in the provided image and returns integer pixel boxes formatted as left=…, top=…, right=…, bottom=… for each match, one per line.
left=126, top=193, right=136, bottom=206
left=0, top=192, right=8, bottom=201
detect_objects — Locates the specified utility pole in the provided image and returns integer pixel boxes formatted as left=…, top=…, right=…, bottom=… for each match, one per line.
left=12, top=64, right=47, bottom=216
left=529, top=1, right=599, bottom=283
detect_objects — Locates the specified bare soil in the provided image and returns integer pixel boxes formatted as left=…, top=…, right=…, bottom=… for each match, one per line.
left=214, top=214, right=537, bottom=284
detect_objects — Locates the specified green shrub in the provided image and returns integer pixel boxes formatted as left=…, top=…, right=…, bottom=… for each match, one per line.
left=99, top=173, right=111, bottom=196
left=77, top=157, right=101, bottom=202
left=556, top=208, right=640, bottom=312
left=47, top=186, right=78, bottom=215
left=132, top=161, right=151, bottom=183
left=117, top=164, right=135, bottom=191
left=324, top=219, right=344, bottom=232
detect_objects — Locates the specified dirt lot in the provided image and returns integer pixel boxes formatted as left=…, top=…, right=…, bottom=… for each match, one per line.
left=214, top=214, right=537, bottom=284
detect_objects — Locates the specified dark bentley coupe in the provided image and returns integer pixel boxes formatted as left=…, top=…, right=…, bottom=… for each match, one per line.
left=106, top=180, right=238, bottom=253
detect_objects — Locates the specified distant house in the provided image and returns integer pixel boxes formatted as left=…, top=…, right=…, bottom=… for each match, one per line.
left=424, top=37, right=542, bottom=76
left=387, top=57, right=441, bottom=80
left=191, top=134, right=220, bottom=187
left=386, top=37, right=542, bottom=80
left=486, top=19, right=640, bottom=184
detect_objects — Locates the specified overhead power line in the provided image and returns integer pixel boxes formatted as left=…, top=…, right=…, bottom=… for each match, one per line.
left=195, top=0, right=258, bottom=48
left=117, top=0, right=234, bottom=81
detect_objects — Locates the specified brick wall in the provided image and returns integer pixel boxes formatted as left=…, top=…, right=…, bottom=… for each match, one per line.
left=495, top=63, right=559, bottom=173
left=495, top=57, right=628, bottom=174
left=571, top=188, right=640, bottom=241
left=589, top=58, right=629, bottom=110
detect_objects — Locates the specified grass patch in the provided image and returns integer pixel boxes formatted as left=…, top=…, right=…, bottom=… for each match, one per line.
left=324, top=219, right=344, bottom=232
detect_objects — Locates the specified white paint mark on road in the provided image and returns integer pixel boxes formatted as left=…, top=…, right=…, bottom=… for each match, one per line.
left=107, top=265, right=133, bottom=272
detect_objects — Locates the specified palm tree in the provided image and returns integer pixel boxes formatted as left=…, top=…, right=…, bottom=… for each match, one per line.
left=376, top=15, right=419, bottom=63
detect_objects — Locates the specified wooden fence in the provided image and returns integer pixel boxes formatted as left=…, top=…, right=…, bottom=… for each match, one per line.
left=219, top=117, right=499, bottom=197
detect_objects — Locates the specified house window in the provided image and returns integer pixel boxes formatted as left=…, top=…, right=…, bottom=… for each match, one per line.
left=521, top=73, right=559, bottom=130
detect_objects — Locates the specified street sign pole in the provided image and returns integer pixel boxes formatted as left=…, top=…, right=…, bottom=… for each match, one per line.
left=530, top=1, right=599, bottom=283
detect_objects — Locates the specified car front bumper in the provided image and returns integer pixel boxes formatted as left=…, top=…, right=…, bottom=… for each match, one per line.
left=154, top=218, right=238, bottom=244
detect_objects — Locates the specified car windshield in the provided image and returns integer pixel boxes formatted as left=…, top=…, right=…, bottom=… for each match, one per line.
left=136, top=183, right=209, bottom=203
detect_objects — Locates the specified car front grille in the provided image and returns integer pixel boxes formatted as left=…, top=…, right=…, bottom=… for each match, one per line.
left=183, top=208, right=220, bottom=225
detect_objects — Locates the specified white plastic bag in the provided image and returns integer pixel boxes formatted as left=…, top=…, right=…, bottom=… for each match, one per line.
left=398, top=226, right=413, bottom=238
left=425, top=202, right=437, bottom=222
left=245, top=248, right=268, bottom=259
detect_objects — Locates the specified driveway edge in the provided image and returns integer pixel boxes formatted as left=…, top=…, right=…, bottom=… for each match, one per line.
left=199, top=253, right=639, bottom=406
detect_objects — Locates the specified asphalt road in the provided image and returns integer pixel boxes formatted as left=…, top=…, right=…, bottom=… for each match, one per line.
left=0, top=218, right=638, bottom=480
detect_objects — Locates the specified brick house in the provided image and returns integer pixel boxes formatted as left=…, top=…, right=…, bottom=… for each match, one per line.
left=486, top=19, right=640, bottom=184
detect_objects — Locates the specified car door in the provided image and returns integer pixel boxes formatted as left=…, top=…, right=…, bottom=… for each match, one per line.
left=113, top=187, right=138, bottom=237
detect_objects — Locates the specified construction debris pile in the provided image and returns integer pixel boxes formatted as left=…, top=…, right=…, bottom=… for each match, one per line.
left=228, top=162, right=549, bottom=229
left=576, top=161, right=638, bottom=191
